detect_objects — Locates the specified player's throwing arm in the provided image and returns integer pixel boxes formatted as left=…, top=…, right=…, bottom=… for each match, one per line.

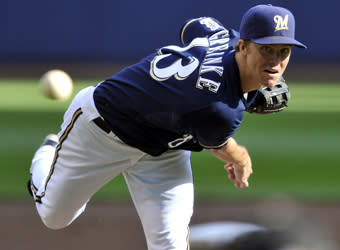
left=209, top=137, right=252, bottom=189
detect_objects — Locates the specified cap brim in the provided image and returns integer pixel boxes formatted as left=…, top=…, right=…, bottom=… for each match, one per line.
left=251, top=36, right=307, bottom=49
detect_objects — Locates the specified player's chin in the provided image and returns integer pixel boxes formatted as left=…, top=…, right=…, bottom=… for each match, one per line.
left=261, top=75, right=280, bottom=88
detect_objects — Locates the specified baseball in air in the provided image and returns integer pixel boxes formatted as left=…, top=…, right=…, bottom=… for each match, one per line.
left=40, top=69, right=73, bottom=100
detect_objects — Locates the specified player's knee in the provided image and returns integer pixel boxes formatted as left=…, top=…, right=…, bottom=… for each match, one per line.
left=37, top=205, right=72, bottom=230
left=36, top=199, right=86, bottom=230
left=40, top=214, right=70, bottom=230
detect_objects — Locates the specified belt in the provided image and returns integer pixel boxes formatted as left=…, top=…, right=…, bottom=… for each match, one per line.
left=93, top=117, right=111, bottom=134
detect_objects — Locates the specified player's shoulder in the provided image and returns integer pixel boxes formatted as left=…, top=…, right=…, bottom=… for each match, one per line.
left=179, top=17, right=240, bottom=45
left=179, top=17, right=225, bottom=45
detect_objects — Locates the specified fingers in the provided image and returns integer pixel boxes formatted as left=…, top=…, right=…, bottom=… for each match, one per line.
left=225, top=163, right=236, bottom=181
left=224, top=163, right=252, bottom=189
left=237, top=180, right=249, bottom=189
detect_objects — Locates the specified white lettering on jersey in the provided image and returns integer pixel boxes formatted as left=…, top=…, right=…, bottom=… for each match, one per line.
left=196, top=29, right=230, bottom=93
left=149, top=29, right=230, bottom=94
left=150, top=37, right=208, bottom=81
left=152, top=55, right=199, bottom=81
left=161, top=37, right=209, bottom=53
left=168, top=134, right=193, bottom=148
left=200, top=57, right=223, bottom=75
left=205, top=51, right=224, bottom=57
left=200, top=64, right=224, bottom=76
left=199, top=17, right=223, bottom=31
left=196, top=76, right=221, bottom=93
left=207, top=43, right=230, bottom=54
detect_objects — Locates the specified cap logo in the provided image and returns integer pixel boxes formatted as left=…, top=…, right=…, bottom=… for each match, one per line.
left=273, top=14, right=289, bottom=32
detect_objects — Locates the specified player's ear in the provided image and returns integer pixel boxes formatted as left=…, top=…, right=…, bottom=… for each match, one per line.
left=237, top=40, right=250, bottom=56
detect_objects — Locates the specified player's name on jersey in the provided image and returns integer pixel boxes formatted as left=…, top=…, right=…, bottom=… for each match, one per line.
left=196, top=29, right=230, bottom=93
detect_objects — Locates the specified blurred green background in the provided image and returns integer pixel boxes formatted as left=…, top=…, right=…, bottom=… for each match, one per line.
left=0, top=79, right=339, bottom=201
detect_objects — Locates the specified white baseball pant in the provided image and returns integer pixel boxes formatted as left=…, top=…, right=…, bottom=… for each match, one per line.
left=30, top=86, right=194, bottom=250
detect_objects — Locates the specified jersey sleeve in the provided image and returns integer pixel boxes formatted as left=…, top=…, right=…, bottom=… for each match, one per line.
left=183, top=102, right=243, bottom=149
left=245, top=90, right=260, bottom=108
left=179, top=17, right=227, bottom=45
left=179, top=17, right=241, bottom=49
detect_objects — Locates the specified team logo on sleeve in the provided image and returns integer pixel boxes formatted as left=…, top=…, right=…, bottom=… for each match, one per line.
left=199, top=17, right=222, bottom=31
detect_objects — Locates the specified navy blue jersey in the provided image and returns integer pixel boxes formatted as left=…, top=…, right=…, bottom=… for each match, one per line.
left=94, top=17, right=249, bottom=156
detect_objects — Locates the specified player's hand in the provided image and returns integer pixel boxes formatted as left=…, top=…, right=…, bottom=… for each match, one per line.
left=208, top=137, right=253, bottom=189
left=224, top=162, right=253, bottom=189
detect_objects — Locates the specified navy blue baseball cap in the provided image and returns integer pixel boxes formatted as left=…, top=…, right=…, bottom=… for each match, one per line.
left=240, top=4, right=307, bottom=48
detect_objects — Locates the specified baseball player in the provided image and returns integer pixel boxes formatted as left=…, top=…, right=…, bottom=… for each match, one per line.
left=28, top=4, right=306, bottom=250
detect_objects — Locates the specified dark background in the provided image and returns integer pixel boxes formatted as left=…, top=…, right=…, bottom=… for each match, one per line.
left=1, top=0, right=339, bottom=80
